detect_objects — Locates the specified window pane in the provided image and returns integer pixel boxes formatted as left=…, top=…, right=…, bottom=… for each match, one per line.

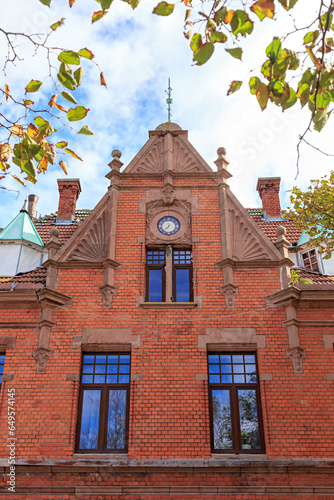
left=79, top=390, right=101, bottom=449
left=106, top=375, right=117, bottom=383
left=233, top=374, right=245, bottom=383
left=83, top=364, right=94, bottom=374
left=245, top=364, right=257, bottom=383
left=221, top=374, right=233, bottom=383
left=148, top=269, right=163, bottom=302
left=120, top=355, right=130, bottom=364
left=209, top=364, right=220, bottom=374
left=209, top=374, right=220, bottom=383
left=212, top=389, right=233, bottom=449
left=238, top=389, right=260, bottom=450
left=208, top=354, right=219, bottom=363
left=83, top=354, right=94, bottom=364
left=245, top=355, right=255, bottom=363
left=107, top=389, right=127, bottom=450
left=107, top=364, right=118, bottom=374
left=175, top=269, right=190, bottom=302
left=94, top=374, right=105, bottom=383
left=82, top=375, right=93, bottom=384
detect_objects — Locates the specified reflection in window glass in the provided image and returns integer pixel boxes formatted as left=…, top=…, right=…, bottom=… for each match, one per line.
left=175, top=269, right=190, bottom=302
left=79, top=390, right=101, bottom=449
left=107, top=390, right=127, bottom=449
left=238, top=389, right=260, bottom=449
left=0, top=354, right=5, bottom=385
left=212, top=389, right=233, bottom=449
left=148, top=269, right=163, bottom=302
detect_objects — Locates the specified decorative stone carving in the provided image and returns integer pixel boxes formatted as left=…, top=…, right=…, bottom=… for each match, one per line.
left=173, top=136, right=201, bottom=173
left=220, top=283, right=239, bottom=308
left=32, top=347, right=53, bottom=374
left=134, top=137, right=164, bottom=173
left=146, top=200, right=192, bottom=245
left=230, top=209, right=271, bottom=261
left=99, top=284, right=117, bottom=308
left=162, top=184, right=176, bottom=206
left=68, top=211, right=107, bottom=261
left=286, top=346, right=306, bottom=373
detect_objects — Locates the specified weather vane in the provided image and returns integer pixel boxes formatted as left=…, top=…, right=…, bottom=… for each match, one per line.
left=165, top=78, right=172, bottom=123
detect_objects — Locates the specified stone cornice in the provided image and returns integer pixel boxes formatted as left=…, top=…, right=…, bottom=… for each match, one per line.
left=0, top=322, right=38, bottom=329
left=1, top=457, right=333, bottom=473
left=43, top=260, right=117, bottom=270
left=0, top=290, right=39, bottom=307
left=36, top=288, right=72, bottom=309
left=120, top=171, right=217, bottom=181
left=215, top=258, right=294, bottom=269
left=266, top=285, right=334, bottom=308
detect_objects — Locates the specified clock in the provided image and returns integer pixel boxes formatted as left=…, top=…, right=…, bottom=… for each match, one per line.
left=157, top=216, right=180, bottom=235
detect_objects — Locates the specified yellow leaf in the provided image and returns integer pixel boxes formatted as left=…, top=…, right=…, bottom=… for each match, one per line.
left=59, top=160, right=68, bottom=175
left=48, top=94, right=58, bottom=108
left=54, top=102, right=67, bottom=112
left=0, top=143, right=12, bottom=162
left=100, top=72, right=107, bottom=88
left=27, top=123, right=39, bottom=140
left=224, top=9, right=234, bottom=24
left=5, top=84, right=10, bottom=102
left=250, top=0, right=275, bottom=21
left=37, top=155, right=49, bottom=173
left=11, top=123, right=24, bottom=137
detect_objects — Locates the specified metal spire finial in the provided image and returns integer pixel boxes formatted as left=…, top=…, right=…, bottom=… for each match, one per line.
left=165, top=78, right=173, bottom=123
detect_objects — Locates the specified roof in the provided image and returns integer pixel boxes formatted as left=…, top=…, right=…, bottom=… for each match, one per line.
left=298, top=268, right=334, bottom=285
left=0, top=267, right=47, bottom=284
left=33, top=209, right=91, bottom=245
left=247, top=209, right=302, bottom=245
left=0, top=210, right=44, bottom=247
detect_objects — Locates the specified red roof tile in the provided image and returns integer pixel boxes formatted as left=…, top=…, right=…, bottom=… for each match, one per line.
left=297, top=268, right=334, bottom=285
left=247, top=210, right=302, bottom=245
left=0, top=267, right=47, bottom=286
left=33, top=210, right=91, bottom=245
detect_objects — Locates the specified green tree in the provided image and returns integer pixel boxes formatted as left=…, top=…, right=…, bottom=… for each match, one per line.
left=1, top=0, right=334, bottom=186
left=285, top=171, right=334, bottom=259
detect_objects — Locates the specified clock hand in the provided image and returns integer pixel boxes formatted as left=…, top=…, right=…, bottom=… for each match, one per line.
left=165, top=224, right=171, bottom=230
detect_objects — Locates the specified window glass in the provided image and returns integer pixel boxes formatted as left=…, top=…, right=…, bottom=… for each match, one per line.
left=148, top=269, right=163, bottom=302
left=175, top=269, right=190, bottom=302
left=208, top=352, right=264, bottom=454
left=0, top=354, right=5, bottom=385
left=77, top=353, right=130, bottom=453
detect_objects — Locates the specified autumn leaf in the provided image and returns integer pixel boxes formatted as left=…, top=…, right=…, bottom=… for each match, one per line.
left=50, top=18, right=65, bottom=31
left=100, top=72, right=107, bottom=87
left=78, top=48, right=95, bottom=59
left=193, top=42, right=214, bottom=65
left=250, top=0, right=275, bottom=21
left=56, top=141, right=68, bottom=149
left=227, top=80, right=243, bottom=95
left=92, top=10, right=108, bottom=23
left=69, top=0, right=76, bottom=6
left=10, top=174, right=26, bottom=187
left=23, top=100, right=34, bottom=107
left=153, top=2, right=174, bottom=16
left=25, top=80, right=43, bottom=93
left=224, top=10, right=234, bottom=24
left=78, top=126, right=94, bottom=135
left=11, top=124, right=24, bottom=137
left=249, top=76, right=269, bottom=110
left=59, top=160, right=68, bottom=175
left=37, top=155, right=49, bottom=173
left=64, top=147, right=83, bottom=161
left=61, top=92, right=77, bottom=104
left=54, top=102, right=67, bottom=112
left=225, top=47, right=243, bottom=60
left=0, top=144, right=12, bottom=162
left=5, top=84, right=10, bottom=102
left=67, top=106, right=90, bottom=121
left=48, top=94, right=58, bottom=108
left=27, top=123, right=39, bottom=140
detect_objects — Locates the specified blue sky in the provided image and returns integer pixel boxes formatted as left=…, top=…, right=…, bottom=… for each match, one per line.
left=1, top=0, right=333, bottom=229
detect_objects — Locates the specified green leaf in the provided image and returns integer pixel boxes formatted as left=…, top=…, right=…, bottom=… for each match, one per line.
left=59, top=62, right=72, bottom=74
left=39, top=0, right=51, bottom=6
left=314, top=109, right=332, bottom=132
left=61, top=91, right=77, bottom=104
left=67, top=106, right=90, bottom=121
left=57, top=71, right=76, bottom=90
left=74, top=67, right=83, bottom=86
left=56, top=141, right=68, bottom=149
left=100, top=0, right=113, bottom=8
left=265, top=37, right=281, bottom=64
left=225, top=47, right=242, bottom=60
left=210, top=31, right=227, bottom=43
left=25, top=80, right=43, bottom=93
left=250, top=0, right=275, bottom=22
left=303, top=30, right=320, bottom=46
left=281, top=87, right=297, bottom=110
left=193, top=42, right=214, bottom=65
left=297, top=82, right=310, bottom=107
left=78, top=48, right=95, bottom=59
left=227, top=80, right=242, bottom=95
left=92, top=10, right=108, bottom=23
left=190, top=33, right=202, bottom=52
left=50, top=18, right=65, bottom=31
left=130, top=0, right=140, bottom=8
left=249, top=77, right=269, bottom=110
left=230, top=10, right=254, bottom=37
left=21, top=159, right=37, bottom=182
left=153, top=2, right=174, bottom=16
left=214, top=6, right=227, bottom=24
left=78, top=125, right=94, bottom=135
left=34, top=116, right=49, bottom=127
left=261, top=60, right=272, bottom=79
left=58, top=51, right=80, bottom=65
left=277, top=0, right=298, bottom=10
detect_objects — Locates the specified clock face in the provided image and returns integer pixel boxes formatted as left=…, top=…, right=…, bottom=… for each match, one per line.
left=157, top=216, right=180, bottom=235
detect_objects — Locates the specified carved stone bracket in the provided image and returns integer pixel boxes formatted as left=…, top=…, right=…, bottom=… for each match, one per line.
left=99, top=284, right=117, bottom=308
left=32, top=347, right=53, bottom=374
left=220, top=283, right=239, bottom=308
left=286, top=346, right=306, bottom=374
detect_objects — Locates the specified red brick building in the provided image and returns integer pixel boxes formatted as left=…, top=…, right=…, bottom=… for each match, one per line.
left=0, top=122, right=333, bottom=499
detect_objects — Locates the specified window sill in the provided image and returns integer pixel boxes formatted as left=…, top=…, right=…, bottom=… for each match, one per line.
left=73, top=453, right=128, bottom=459
left=211, top=453, right=267, bottom=460
left=140, top=302, right=197, bottom=309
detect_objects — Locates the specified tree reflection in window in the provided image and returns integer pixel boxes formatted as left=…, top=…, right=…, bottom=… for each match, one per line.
left=76, top=353, right=130, bottom=453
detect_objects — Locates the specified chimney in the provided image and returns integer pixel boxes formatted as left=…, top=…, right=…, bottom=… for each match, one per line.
left=57, top=178, right=81, bottom=222
left=28, top=194, right=39, bottom=218
left=256, top=177, right=281, bottom=219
